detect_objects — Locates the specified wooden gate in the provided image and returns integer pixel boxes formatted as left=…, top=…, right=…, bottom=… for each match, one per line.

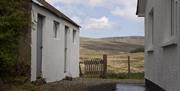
left=79, top=55, right=107, bottom=78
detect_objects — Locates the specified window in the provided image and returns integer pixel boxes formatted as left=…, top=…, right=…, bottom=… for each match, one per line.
left=53, top=21, right=59, bottom=38
left=146, top=9, right=154, bottom=51
left=161, top=0, right=178, bottom=47
left=171, top=0, right=178, bottom=37
left=73, top=30, right=76, bottom=43
left=148, top=9, right=154, bottom=45
left=65, top=26, right=69, bottom=48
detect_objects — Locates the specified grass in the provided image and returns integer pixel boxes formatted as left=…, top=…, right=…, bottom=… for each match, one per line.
left=80, top=37, right=144, bottom=55
left=0, top=77, right=42, bottom=91
left=106, top=72, right=144, bottom=79
left=2, top=83, right=42, bottom=91
left=80, top=52, right=144, bottom=73
left=80, top=52, right=144, bottom=79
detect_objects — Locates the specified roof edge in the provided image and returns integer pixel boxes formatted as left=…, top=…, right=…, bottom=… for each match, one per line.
left=32, top=0, right=81, bottom=28
left=136, top=0, right=145, bottom=17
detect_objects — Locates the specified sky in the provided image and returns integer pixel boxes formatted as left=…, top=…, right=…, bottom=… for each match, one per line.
left=46, top=0, right=144, bottom=38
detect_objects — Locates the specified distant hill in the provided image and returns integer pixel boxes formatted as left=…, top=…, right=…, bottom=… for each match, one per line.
left=100, top=36, right=144, bottom=45
left=80, top=36, right=144, bottom=55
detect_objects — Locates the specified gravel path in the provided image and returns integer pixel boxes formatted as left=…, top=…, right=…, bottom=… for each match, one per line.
left=42, top=78, right=144, bottom=91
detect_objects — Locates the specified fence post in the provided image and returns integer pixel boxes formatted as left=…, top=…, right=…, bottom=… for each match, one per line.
left=102, top=54, right=107, bottom=78
left=128, top=56, right=131, bottom=78
left=79, top=62, right=83, bottom=77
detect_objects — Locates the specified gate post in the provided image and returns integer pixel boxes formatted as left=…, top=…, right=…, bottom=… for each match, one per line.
left=103, top=54, right=107, bottom=78
left=79, top=62, right=83, bottom=77
left=128, top=56, right=131, bottom=78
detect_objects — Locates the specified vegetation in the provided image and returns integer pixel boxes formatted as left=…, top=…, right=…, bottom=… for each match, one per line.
left=130, top=47, right=144, bottom=53
left=0, top=80, right=42, bottom=91
left=80, top=37, right=144, bottom=55
left=80, top=37, right=145, bottom=79
left=0, top=0, right=31, bottom=83
left=80, top=53, right=144, bottom=74
left=106, top=72, right=144, bottom=79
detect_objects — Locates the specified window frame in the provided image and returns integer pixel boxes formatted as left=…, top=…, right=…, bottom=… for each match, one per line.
left=161, top=0, right=178, bottom=47
left=150, top=9, right=154, bottom=45
left=53, top=21, right=60, bottom=39
left=73, top=29, right=76, bottom=43
left=146, top=8, right=154, bottom=52
left=171, top=0, right=175, bottom=36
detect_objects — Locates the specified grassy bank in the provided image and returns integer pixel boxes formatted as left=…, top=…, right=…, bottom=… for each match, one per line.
left=106, top=72, right=144, bottom=80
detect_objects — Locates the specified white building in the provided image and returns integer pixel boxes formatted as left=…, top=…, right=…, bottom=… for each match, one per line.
left=31, top=0, right=80, bottom=82
left=137, top=0, right=180, bottom=91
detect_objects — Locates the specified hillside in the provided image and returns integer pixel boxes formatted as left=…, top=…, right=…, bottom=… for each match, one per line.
left=80, top=36, right=144, bottom=55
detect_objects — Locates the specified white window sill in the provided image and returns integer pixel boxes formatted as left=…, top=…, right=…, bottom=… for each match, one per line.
left=161, top=37, right=177, bottom=48
left=146, top=45, right=154, bottom=52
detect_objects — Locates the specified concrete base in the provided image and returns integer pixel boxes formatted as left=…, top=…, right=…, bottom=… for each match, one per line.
left=145, top=79, right=165, bottom=91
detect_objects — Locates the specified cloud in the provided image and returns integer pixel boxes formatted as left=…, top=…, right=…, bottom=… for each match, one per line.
left=72, top=16, right=82, bottom=25
left=46, top=0, right=142, bottom=22
left=46, top=0, right=105, bottom=7
left=46, top=0, right=83, bottom=5
left=112, top=7, right=137, bottom=20
left=45, top=0, right=58, bottom=4
left=88, top=0, right=104, bottom=6
left=44, top=0, right=144, bottom=38
left=85, top=16, right=112, bottom=30
left=111, top=0, right=143, bottom=22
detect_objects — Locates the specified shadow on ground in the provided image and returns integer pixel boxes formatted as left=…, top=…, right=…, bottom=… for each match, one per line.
left=43, top=78, right=147, bottom=91
left=43, top=79, right=116, bottom=91
left=0, top=78, right=149, bottom=91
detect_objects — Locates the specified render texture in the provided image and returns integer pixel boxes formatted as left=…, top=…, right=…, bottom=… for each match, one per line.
left=31, top=0, right=80, bottom=82
left=137, top=0, right=180, bottom=91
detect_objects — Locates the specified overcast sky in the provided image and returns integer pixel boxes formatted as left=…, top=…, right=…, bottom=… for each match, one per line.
left=46, top=0, right=144, bottom=38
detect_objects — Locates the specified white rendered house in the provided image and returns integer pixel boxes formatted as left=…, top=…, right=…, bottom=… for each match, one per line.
left=137, top=0, right=180, bottom=91
left=31, top=0, right=80, bottom=82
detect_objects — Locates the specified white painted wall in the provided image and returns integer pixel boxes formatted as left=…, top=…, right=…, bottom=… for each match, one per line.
left=31, top=3, right=79, bottom=82
left=144, top=0, right=180, bottom=91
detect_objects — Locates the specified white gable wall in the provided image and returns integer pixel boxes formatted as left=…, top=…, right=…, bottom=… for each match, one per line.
left=145, top=0, right=180, bottom=91
left=31, top=3, right=79, bottom=82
